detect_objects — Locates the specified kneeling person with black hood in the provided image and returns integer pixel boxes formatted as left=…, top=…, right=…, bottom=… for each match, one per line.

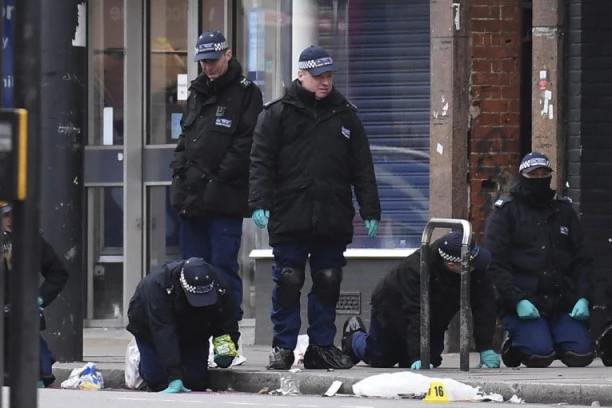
left=341, top=231, right=500, bottom=369
left=126, top=257, right=239, bottom=393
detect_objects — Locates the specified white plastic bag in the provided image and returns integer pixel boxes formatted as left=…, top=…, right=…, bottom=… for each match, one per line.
left=125, top=337, right=143, bottom=389
left=352, top=371, right=504, bottom=401
left=60, top=362, right=104, bottom=390
left=293, top=334, right=309, bottom=366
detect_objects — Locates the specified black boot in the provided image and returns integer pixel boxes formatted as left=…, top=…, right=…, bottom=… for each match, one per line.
left=267, top=347, right=295, bottom=370
left=501, top=331, right=521, bottom=368
left=342, top=316, right=366, bottom=365
left=303, top=344, right=354, bottom=369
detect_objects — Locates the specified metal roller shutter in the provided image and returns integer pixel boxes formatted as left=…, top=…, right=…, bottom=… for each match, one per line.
left=319, top=0, right=430, bottom=248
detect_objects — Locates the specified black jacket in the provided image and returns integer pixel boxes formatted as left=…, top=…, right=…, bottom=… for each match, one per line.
left=484, top=185, right=593, bottom=318
left=3, top=232, right=69, bottom=331
left=370, top=242, right=496, bottom=367
left=126, top=260, right=239, bottom=383
left=170, top=58, right=263, bottom=219
left=249, top=80, right=381, bottom=246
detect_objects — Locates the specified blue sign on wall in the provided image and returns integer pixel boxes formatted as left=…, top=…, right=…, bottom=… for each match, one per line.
left=2, top=0, right=14, bottom=108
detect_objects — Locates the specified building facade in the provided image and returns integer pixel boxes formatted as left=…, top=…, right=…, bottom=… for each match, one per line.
left=2, top=0, right=610, bottom=345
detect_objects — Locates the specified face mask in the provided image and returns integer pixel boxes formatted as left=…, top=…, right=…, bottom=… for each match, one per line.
left=519, top=175, right=553, bottom=202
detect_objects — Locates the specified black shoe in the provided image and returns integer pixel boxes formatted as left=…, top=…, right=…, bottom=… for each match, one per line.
left=342, top=316, right=366, bottom=365
left=267, top=347, right=295, bottom=370
left=303, top=344, right=354, bottom=369
left=501, top=331, right=521, bottom=368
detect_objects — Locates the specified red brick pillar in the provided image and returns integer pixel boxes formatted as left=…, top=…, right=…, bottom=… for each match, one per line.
left=469, top=0, right=523, bottom=242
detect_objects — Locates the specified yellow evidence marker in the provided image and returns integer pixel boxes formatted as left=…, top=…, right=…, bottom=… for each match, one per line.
left=423, top=381, right=450, bottom=403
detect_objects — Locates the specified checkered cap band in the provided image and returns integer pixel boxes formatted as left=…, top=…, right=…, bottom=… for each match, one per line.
left=195, top=41, right=229, bottom=55
left=519, top=157, right=551, bottom=172
left=438, top=247, right=478, bottom=264
left=180, top=268, right=215, bottom=294
left=298, top=56, right=334, bottom=70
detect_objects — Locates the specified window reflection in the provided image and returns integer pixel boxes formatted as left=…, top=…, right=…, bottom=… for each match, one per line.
left=91, top=0, right=125, bottom=146
left=148, top=0, right=188, bottom=145
left=146, top=186, right=181, bottom=272
left=239, top=0, right=431, bottom=249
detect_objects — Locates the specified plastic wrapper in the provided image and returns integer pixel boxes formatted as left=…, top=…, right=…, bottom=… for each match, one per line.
left=60, top=362, right=104, bottom=391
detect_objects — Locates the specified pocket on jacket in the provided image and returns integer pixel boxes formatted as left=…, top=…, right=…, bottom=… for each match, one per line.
left=202, top=179, right=248, bottom=217
left=315, top=186, right=355, bottom=236
left=269, top=186, right=311, bottom=235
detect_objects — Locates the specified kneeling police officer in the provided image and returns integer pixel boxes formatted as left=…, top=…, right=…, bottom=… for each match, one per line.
left=126, top=257, right=239, bottom=393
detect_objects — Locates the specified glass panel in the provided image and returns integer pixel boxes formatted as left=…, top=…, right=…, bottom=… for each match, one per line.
left=239, top=0, right=430, bottom=249
left=146, top=186, right=180, bottom=272
left=91, top=0, right=125, bottom=146
left=88, top=187, right=124, bottom=320
left=147, top=0, right=228, bottom=145
left=148, top=0, right=189, bottom=145
left=92, top=262, right=124, bottom=319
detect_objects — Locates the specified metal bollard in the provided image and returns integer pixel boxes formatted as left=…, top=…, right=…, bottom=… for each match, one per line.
left=419, top=218, right=473, bottom=372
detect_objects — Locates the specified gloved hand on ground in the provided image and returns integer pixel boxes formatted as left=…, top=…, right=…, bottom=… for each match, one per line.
left=475, top=349, right=500, bottom=368
left=159, top=379, right=191, bottom=394
left=410, top=360, right=434, bottom=370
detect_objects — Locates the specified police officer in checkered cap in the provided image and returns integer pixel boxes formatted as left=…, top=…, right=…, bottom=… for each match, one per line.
left=126, top=257, right=240, bottom=393
left=250, top=45, right=381, bottom=370
left=341, top=231, right=499, bottom=369
left=485, top=151, right=594, bottom=368
left=170, top=30, right=263, bottom=330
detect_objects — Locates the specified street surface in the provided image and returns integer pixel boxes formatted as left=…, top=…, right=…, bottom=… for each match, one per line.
left=0, top=388, right=597, bottom=408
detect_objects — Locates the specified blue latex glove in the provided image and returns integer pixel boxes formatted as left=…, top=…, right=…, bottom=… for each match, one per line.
left=410, top=360, right=434, bottom=370
left=516, top=299, right=540, bottom=319
left=569, top=298, right=590, bottom=321
left=159, top=379, right=191, bottom=394
left=252, top=209, right=270, bottom=229
left=364, top=219, right=379, bottom=238
left=37, top=297, right=44, bottom=314
left=476, top=349, right=500, bottom=368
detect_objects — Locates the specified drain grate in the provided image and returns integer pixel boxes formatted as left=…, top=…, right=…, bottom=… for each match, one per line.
left=336, top=292, right=361, bottom=314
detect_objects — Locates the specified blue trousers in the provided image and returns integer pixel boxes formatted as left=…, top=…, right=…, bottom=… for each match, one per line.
left=502, top=314, right=593, bottom=356
left=351, top=308, right=445, bottom=367
left=179, top=217, right=243, bottom=321
left=40, top=336, right=55, bottom=378
left=271, top=240, right=346, bottom=350
left=136, top=338, right=209, bottom=391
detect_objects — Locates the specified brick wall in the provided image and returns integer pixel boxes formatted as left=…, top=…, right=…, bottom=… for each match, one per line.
left=567, top=1, right=612, bottom=309
left=468, top=0, right=523, bottom=242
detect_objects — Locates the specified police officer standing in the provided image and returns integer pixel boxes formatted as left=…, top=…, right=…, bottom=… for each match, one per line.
left=485, top=152, right=594, bottom=368
left=1, top=203, right=69, bottom=388
left=126, top=257, right=239, bottom=393
left=342, top=231, right=499, bottom=369
left=170, top=30, right=263, bottom=322
left=249, top=45, right=381, bottom=370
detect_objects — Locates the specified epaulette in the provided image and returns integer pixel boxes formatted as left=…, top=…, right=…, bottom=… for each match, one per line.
left=263, top=96, right=283, bottom=109
left=494, top=197, right=512, bottom=208
left=346, top=101, right=358, bottom=111
left=239, top=77, right=252, bottom=88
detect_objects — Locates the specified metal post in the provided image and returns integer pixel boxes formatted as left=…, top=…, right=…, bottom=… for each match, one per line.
left=420, top=218, right=472, bottom=372
left=0, top=0, right=4, bottom=105
left=39, top=0, right=85, bottom=362
left=0, top=217, right=3, bottom=406
left=12, top=0, right=42, bottom=405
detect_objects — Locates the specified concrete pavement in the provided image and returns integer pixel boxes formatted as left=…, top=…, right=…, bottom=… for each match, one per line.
left=50, top=324, right=612, bottom=406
